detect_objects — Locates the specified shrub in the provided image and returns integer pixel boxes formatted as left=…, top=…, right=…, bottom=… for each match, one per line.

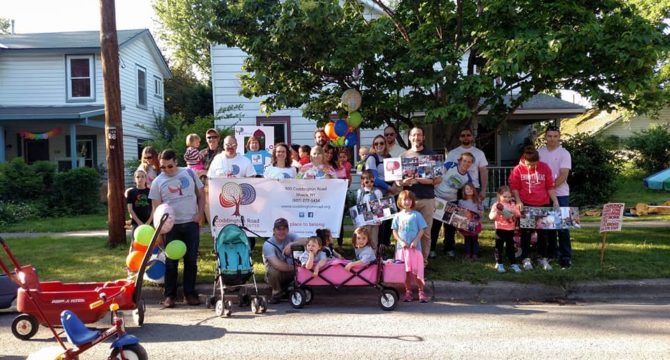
left=51, top=167, right=101, bottom=215
left=562, top=133, right=622, bottom=207
left=625, top=126, right=670, bottom=174
left=0, top=158, right=42, bottom=201
left=0, top=201, right=42, bottom=226
left=32, top=160, right=57, bottom=192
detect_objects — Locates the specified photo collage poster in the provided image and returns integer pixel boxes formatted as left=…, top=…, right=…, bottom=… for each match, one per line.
left=349, top=196, right=399, bottom=227
left=432, top=198, right=481, bottom=233
left=383, top=154, right=445, bottom=182
left=519, top=207, right=581, bottom=229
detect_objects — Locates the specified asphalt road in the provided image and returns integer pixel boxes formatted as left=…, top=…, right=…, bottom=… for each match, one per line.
left=2, top=295, right=669, bottom=360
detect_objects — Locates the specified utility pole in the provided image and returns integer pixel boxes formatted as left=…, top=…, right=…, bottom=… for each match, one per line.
left=100, top=0, right=126, bottom=247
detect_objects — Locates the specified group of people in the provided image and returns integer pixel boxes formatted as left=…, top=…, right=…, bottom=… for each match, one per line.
left=125, top=123, right=573, bottom=308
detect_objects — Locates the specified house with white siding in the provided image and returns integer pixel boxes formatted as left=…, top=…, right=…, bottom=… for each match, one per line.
left=0, top=29, right=170, bottom=175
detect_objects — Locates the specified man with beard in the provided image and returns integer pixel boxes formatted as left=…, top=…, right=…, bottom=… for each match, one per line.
left=314, top=128, right=329, bottom=147
left=445, top=128, right=489, bottom=201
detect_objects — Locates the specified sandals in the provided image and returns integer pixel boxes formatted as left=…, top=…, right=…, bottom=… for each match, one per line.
left=418, top=289, right=429, bottom=303
left=403, top=290, right=413, bottom=302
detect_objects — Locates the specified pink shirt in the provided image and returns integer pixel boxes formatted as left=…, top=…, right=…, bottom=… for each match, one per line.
left=488, top=201, right=521, bottom=231
left=538, top=146, right=571, bottom=197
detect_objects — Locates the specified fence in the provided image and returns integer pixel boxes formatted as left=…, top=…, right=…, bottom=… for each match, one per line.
left=484, top=166, right=514, bottom=208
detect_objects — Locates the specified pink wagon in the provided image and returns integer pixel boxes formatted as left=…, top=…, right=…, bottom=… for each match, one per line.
left=289, top=246, right=406, bottom=311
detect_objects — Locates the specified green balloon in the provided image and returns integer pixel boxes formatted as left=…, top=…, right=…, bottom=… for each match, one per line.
left=165, top=240, right=187, bottom=260
left=134, top=224, right=155, bottom=246
left=348, top=112, right=363, bottom=128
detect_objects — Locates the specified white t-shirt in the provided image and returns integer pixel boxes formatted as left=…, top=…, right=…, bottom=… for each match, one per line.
left=148, top=168, right=203, bottom=224
left=264, top=166, right=297, bottom=180
left=207, top=153, right=256, bottom=178
left=538, top=145, right=571, bottom=197
left=387, top=143, right=406, bottom=158
left=445, top=145, right=488, bottom=189
left=435, top=165, right=471, bottom=201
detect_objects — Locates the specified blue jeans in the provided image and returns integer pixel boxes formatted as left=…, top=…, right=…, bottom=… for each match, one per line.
left=548, top=196, right=572, bottom=262
left=164, top=222, right=200, bottom=298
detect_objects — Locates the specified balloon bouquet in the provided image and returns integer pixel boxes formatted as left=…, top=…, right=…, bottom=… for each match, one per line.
left=125, top=204, right=185, bottom=284
left=324, top=89, right=364, bottom=147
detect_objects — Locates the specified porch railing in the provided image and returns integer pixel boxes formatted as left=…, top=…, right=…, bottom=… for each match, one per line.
left=484, top=166, right=514, bottom=208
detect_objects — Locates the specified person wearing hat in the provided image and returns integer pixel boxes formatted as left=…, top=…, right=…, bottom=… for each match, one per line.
left=198, top=128, right=223, bottom=227
left=262, top=218, right=307, bottom=304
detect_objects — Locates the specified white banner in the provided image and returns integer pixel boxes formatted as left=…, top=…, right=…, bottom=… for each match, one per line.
left=208, top=178, right=348, bottom=238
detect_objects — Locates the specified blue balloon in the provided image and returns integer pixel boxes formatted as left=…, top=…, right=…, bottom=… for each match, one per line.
left=145, top=259, right=165, bottom=281
left=345, top=132, right=358, bottom=147
left=334, top=119, right=349, bottom=137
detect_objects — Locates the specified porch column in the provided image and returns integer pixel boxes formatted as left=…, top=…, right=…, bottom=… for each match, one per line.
left=0, top=125, right=5, bottom=163
left=69, top=124, right=77, bottom=169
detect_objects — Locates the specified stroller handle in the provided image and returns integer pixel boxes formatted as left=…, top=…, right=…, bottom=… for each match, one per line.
left=239, top=216, right=262, bottom=238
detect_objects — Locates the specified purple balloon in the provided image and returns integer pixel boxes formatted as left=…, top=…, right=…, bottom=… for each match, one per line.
left=334, top=119, right=349, bottom=137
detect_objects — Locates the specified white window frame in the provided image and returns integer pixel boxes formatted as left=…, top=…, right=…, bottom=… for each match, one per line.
left=137, top=65, right=147, bottom=108
left=153, top=76, right=163, bottom=98
left=66, top=55, right=95, bottom=102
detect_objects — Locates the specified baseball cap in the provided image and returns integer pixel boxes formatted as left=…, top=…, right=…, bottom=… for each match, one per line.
left=206, top=128, right=219, bottom=136
left=273, top=218, right=289, bottom=229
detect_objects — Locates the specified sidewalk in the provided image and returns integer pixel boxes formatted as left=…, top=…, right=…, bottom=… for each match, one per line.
left=1, top=220, right=668, bottom=239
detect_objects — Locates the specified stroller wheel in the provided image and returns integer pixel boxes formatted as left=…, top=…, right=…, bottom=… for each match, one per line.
left=132, top=299, right=146, bottom=326
left=12, top=313, right=38, bottom=340
left=224, top=300, right=233, bottom=317
left=303, top=287, right=313, bottom=305
left=290, top=289, right=306, bottom=309
left=258, top=296, right=268, bottom=313
left=215, top=299, right=224, bottom=317
left=379, top=288, right=399, bottom=311
left=251, top=297, right=261, bottom=314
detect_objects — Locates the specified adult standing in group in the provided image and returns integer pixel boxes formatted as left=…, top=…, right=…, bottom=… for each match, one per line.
left=430, top=152, right=474, bottom=258
left=198, top=128, right=223, bottom=225
left=398, top=126, right=442, bottom=261
left=538, top=125, right=572, bottom=269
left=384, top=124, right=406, bottom=158
left=314, top=128, right=329, bottom=147
left=262, top=218, right=307, bottom=304
left=149, top=149, right=205, bottom=308
left=264, top=142, right=297, bottom=179
left=509, top=146, right=559, bottom=271
left=244, top=135, right=272, bottom=177
left=208, top=135, right=256, bottom=178
left=445, top=128, right=489, bottom=201
left=365, top=135, right=399, bottom=247
left=138, top=146, right=160, bottom=188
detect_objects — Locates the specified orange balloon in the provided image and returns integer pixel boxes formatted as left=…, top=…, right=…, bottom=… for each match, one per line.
left=126, top=250, right=144, bottom=272
left=132, top=240, right=148, bottom=253
left=324, top=121, right=337, bottom=140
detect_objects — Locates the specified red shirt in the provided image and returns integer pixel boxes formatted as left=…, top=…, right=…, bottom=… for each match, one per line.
left=508, top=160, right=555, bottom=206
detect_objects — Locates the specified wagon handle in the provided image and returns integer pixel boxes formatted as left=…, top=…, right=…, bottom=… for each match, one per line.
left=90, top=286, right=126, bottom=309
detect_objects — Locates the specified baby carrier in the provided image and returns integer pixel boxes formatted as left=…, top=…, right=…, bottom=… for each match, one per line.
left=207, top=223, right=267, bottom=317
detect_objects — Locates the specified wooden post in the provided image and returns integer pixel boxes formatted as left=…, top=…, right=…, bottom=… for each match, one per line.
left=599, top=233, right=607, bottom=269
left=100, top=0, right=126, bottom=247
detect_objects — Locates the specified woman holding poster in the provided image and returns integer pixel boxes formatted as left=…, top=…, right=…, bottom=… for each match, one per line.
left=244, top=136, right=272, bottom=177
left=366, top=135, right=399, bottom=247
left=264, top=143, right=297, bottom=180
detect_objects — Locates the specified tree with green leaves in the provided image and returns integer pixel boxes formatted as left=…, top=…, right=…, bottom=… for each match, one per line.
left=164, top=64, right=214, bottom=121
left=162, top=0, right=670, bottom=147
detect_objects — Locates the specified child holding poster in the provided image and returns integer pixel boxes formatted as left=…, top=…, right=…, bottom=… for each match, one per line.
left=356, top=170, right=383, bottom=250
left=458, top=183, right=483, bottom=260
left=489, top=186, right=522, bottom=273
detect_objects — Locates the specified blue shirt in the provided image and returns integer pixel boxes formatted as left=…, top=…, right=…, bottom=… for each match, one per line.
left=391, top=210, right=428, bottom=251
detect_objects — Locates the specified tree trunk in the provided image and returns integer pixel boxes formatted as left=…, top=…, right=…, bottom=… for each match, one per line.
left=100, top=0, right=126, bottom=248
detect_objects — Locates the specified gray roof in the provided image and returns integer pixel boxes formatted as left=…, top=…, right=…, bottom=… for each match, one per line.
left=0, top=105, right=105, bottom=121
left=517, top=93, right=584, bottom=110
left=0, top=29, right=147, bottom=50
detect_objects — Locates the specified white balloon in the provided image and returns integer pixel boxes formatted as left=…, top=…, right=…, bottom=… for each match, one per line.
left=153, top=203, right=175, bottom=234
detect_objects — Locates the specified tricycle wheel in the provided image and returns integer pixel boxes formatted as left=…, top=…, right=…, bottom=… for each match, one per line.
left=379, top=288, right=399, bottom=311
left=12, top=313, right=38, bottom=340
left=133, top=299, right=145, bottom=326
left=303, top=287, right=313, bottom=305
left=290, top=289, right=306, bottom=309
left=110, top=343, right=148, bottom=360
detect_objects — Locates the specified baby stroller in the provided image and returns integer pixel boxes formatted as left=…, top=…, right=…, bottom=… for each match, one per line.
left=207, top=222, right=267, bottom=317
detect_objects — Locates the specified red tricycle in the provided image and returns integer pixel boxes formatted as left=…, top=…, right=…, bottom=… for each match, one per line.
left=0, top=213, right=169, bottom=340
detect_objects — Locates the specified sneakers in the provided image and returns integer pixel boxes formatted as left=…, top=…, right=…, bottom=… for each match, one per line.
left=429, top=251, right=437, bottom=259
left=522, top=258, right=533, bottom=270
left=510, top=264, right=522, bottom=273
left=560, top=259, right=572, bottom=269
left=495, top=263, right=506, bottom=273
left=162, top=296, right=175, bottom=308
left=185, top=294, right=201, bottom=306
left=403, top=290, right=413, bottom=302
left=418, top=290, right=428, bottom=303
left=539, top=258, right=553, bottom=271
left=445, top=250, right=456, bottom=258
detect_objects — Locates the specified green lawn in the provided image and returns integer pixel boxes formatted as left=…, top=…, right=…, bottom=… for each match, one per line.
left=3, top=226, right=668, bottom=286
left=610, top=163, right=670, bottom=208
left=1, top=213, right=109, bottom=232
